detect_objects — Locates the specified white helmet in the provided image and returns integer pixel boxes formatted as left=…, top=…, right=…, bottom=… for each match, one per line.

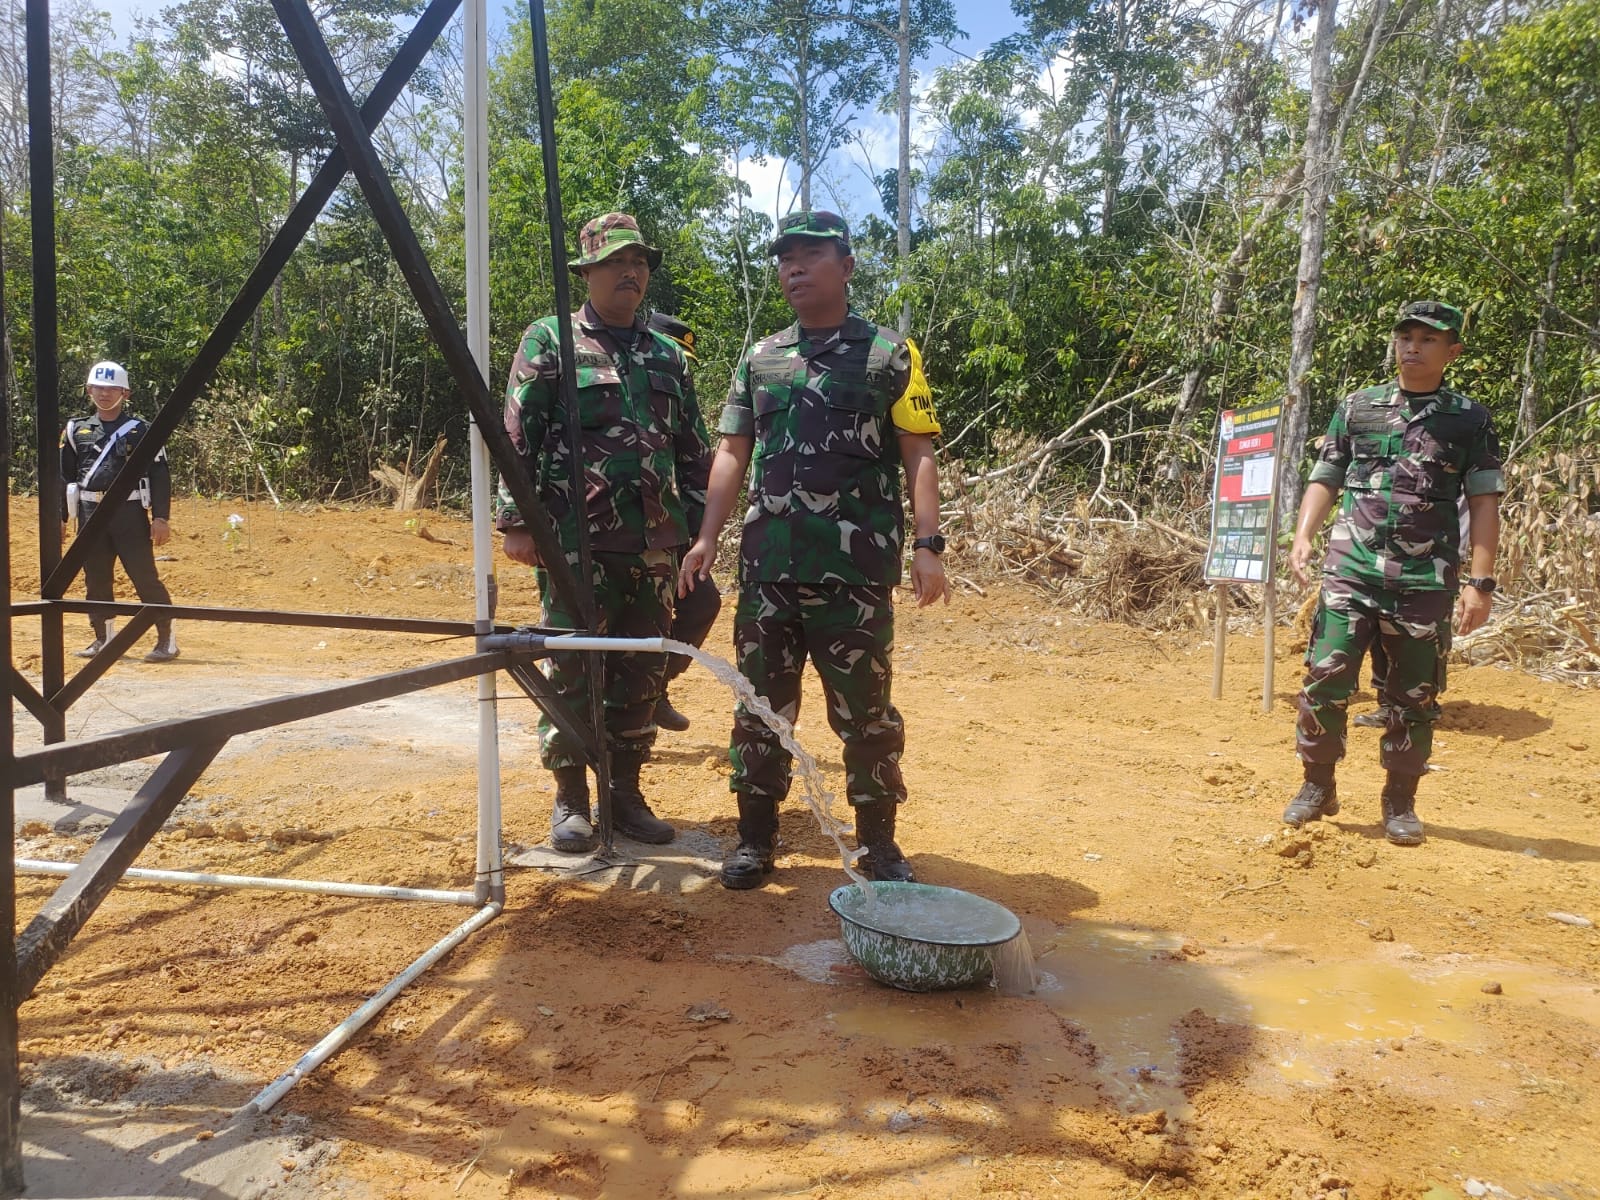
left=87, top=361, right=129, bottom=390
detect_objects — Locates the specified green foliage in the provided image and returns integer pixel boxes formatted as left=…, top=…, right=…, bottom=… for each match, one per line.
left=2, top=0, right=1595, bottom=508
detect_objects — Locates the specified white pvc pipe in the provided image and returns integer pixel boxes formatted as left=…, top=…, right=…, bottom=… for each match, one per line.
left=463, top=0, right=503, bottom=904
left=241, top=901, right=502, bottom=1115
left=542, top=635, right=668, bottom=653
left=13, top=859, right=476, bottom=905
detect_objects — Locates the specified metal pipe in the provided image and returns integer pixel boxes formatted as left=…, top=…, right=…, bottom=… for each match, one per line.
left=464, top=0, right=504, bottom=906
left=522, top=0, right=612, bottom=849
left=3, top=57, right=24, bottom=1176
left=482, top=633, right=667, bottom=654
left=12, top=598, right=484, bottom=636
left=27, top=0, right=66, bottom=810
left=14, top=861, right=477, bottom=906
left=10, top=652, right=508, bottom=788
left=241, top=902, right=502, bottom=1115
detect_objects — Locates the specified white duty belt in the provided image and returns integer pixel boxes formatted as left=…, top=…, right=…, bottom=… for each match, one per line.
left=77, top=490, right=144, bottom=503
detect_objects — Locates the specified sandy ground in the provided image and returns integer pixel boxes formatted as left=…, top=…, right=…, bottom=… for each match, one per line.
left=7, top=497, right=1600, bottom=1200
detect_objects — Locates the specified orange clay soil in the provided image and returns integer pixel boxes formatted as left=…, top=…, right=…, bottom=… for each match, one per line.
left=9, top=496, right=1600, bottom=1200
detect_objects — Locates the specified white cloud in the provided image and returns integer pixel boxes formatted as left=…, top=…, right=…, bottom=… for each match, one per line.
left=726, top=152, right=800, bottom=228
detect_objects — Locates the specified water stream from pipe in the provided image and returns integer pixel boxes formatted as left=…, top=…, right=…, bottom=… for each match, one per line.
left=664, top=638, right=1036, bottom=992
left=662, top=639, right=872, bottom=894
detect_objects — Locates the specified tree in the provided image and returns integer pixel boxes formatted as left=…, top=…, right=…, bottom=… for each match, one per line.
left=1278, top=0, right=1339, bottom=520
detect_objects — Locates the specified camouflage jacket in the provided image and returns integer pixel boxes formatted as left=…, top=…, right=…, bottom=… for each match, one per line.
left=1308, top=381, right=1503, bottom=591
left=497, top=302, right=711, bottom=554
left=720, top=314, right=915, bottom=586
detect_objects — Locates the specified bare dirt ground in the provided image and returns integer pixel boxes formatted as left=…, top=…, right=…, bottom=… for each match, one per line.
left=9, top=497, right=1600, bottom=1200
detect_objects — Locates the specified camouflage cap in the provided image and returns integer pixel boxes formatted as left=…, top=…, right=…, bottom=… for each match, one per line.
left=1393, top=299, right=1465, bottom=335
left=648, top=312, right=698, bottom=360
left=568, top=212, right=663, bottom=275
left=768, top=209, right=851, bottom=257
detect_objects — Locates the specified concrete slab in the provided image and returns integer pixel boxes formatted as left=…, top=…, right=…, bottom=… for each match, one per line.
left=508, top=827, right=727, bottom=894
left=13, top=783, right=138, bottom=834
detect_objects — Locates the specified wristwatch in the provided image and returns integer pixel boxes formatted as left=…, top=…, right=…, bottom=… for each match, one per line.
left=912, top=534, right=946, bottom=555
left=1463, top=576, right=1497, bottom=593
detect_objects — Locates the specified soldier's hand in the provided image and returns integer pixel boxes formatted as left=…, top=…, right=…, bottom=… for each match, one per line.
left=502, top=527, right=542, bottom=567
left=1455, top=586, right=1492, bottom=636
left=1288, top=536, right=1316, bottom=587
left=151, top=517, right=172, bottom=547
left=910, top=547, right=949, bottom=608
left=679, top=539, right=716, bottom=597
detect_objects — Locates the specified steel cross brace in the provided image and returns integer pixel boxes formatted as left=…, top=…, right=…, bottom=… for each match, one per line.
left=15, top=742, right=224, bottom=998
left=41, top=0, right=581, bottom=620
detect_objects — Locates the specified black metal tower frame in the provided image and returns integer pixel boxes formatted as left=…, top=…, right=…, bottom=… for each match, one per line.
left=2, top=0, right=607, bottom=1190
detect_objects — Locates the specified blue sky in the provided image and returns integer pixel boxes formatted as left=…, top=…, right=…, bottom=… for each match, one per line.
left=85, top=0, right=1024, bottom=220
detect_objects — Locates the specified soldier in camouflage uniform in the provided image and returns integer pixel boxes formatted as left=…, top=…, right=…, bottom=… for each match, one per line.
left=497, top=213, right=712, bottom=852
left=646, top=312, right=722, bottom=734
left=1284, top=300, right=1503, bottom=846
left=679, top=210, right=948, bottom=890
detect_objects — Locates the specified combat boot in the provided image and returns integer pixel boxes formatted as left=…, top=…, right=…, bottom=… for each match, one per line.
left=1282, top=762, right=1340, bottom=828
left=549, top=765, right=597, bottom=854
left=1352, top=707, right=1390, bottom=728
left=654, top=693, right=691, bottom=732
left=610, top=752, right=675, bottom=844
left=854, top=802, right=916, bottom=883
left=76, top=619, right=115, bottom=658
left=1381, top=771, right=1424, bottom=846
left=720, top=793, right=779, bottom=890
left=144, top=624, right=180, bottom=663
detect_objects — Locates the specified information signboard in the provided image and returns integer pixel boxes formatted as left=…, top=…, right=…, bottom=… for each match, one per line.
left=1206, top=400, right=1283, bottom=583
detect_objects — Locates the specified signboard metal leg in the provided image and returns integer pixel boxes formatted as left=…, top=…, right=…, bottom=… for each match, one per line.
left=1211, top=584, right=1228, bottom=700
left=1261, top=576, right=1277, bottom=713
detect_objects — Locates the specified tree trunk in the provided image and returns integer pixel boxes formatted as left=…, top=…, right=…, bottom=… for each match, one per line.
left=1516, top=109, right=1577, bottom=446
left=1099, top=0, right=1130, bottom=238
left=796, top=27, right=811, bottom=210
left=1165, top=164, right=1304, bottom=463
left=1278, top=0, right=1340, bottom=525
left=896, top=0, right=911, bottom=334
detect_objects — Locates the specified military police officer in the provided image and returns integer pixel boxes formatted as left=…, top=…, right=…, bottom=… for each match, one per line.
left=645, top=312, right=722, bottom=734
left=1284, top=300, right=1503, bottom=846
left=679, top=210, right=948, bottom=890
left=497, top=213, right=712, bottom=852
left=61, top=361, right=179, bottom=662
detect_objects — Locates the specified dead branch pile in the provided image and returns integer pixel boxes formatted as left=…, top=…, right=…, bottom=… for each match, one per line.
left=944, top=439, right=1221, bottom=630
left=1497, top=451, right=1600, bottom=601
left=1452, top=594, right=1600, bottom=686
left=1076, top=527, right=1210, bottom=629
left=941, top=442, right=1598, bottom=680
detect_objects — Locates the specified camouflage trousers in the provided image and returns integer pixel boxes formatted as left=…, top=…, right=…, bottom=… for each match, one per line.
left=534, top=548, right=675, bottom=769
left=1297, top=577, right=1453, bottom=776
left=730, top=582, right=906, bottom=809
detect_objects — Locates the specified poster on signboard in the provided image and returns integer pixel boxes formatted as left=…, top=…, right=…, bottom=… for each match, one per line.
left=1206, top=399, right=1283, bottom=583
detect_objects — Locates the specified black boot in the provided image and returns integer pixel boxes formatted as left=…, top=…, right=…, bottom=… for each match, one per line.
left=720, top=793, right=778, bottom=890
left=1351, top=707, right=1390, bottom=728
left=610, top=752, right=675, bottom=844
left=1381, top=771, right=1424, bottom=846
left=1282, top=762, right=1340, bottom=828
left=550, top=765, right=597, bottom=854
left=654, top=693, right=691, bottom=732
left=854, top=802, right=916, bottom=883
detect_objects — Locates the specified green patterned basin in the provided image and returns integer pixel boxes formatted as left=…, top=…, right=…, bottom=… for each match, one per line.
left=828, top=882, right=1022, bottom=992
